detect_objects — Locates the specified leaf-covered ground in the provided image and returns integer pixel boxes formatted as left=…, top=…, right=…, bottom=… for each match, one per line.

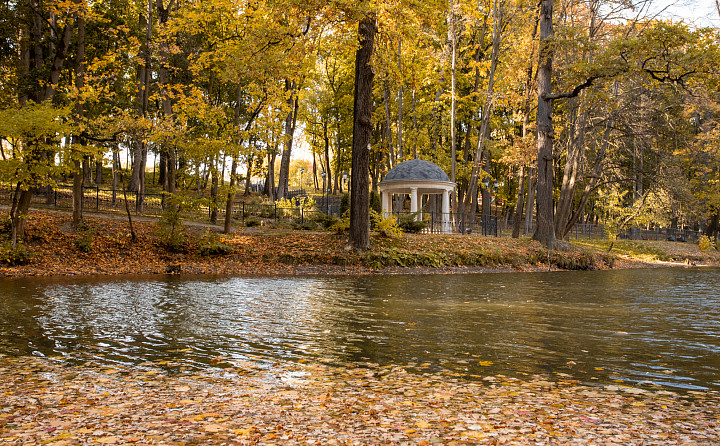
left=1, top=356, right=718, bottom=445
left=3, top=211, right=717, bottom=278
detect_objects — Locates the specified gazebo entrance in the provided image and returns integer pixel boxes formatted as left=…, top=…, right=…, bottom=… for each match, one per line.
left=379, top=159, right=456, bottom=234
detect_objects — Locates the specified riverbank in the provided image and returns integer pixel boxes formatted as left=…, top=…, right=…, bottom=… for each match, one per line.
left=1, top=211, right=718, bottom=278
left=1, top=355, right=718, bottom=445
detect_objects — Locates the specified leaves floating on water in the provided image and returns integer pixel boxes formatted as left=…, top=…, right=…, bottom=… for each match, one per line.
left=1, top=356, right=718, bottom=444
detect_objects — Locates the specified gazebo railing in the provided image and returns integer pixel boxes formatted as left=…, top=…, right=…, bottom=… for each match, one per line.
left=389, top=211, right=498, bottom=236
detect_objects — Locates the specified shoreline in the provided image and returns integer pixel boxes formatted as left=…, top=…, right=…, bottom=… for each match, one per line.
left=1, top=210, right=718, bottom=279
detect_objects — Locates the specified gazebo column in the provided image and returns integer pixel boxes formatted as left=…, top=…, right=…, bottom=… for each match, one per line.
left=381, top=190, right=391, bottom=217
left=442, top=188, right=451, bottom=234
left=410, top=187, right=419, bottom=221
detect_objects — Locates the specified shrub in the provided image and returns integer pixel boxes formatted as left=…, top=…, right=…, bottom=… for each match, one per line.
left=369, top=190, right=382, bottom=215
left=312, top=213, right=339, bottom=230
left=397, top=212, right=427, bottom=233
left=156, top=194, right=195, bottom=253
left=292, top=221, right=318, bottom=231
left=197, top=232, right=234, bottom=257
left=245, top=219, right=262, bottom=227
left=0, top=216, right=11, bottom=236
left=74, top=222, right=96, bottom=253
left=698, top=235, right=712, bottom=252
left=340, top=193, right=350, bottom=215
left=329, top=210, right=350, bottom=234
left=370, top=210, right=402, bottom=238
left=0, top=243, right=33, bottom=266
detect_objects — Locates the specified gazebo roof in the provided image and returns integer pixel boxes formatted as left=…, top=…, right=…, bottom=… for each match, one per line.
left=381, top=159, right=452, bottom=184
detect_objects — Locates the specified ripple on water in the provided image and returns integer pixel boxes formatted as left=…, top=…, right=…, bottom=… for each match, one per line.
left=0, top=267, right=718, bottom=391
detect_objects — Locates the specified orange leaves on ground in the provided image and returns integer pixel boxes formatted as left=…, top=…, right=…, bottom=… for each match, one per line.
left=3, top=210, right=717, bottom=279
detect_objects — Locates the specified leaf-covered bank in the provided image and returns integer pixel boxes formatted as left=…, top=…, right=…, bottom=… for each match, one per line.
left=1, top=356, right=718, bottom=445
left=1, top=212, right=718, bottom=278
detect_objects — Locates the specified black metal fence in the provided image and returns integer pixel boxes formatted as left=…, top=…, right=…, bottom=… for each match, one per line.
left=387, top=211, right=498, bottom=235
left=0, top=185, right=168, bottom=217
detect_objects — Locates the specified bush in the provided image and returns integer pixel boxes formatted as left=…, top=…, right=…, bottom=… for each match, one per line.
left=329, top=210, right=350, bottom=234
left=698, top=235, right=712, bottom=252
left=370, top=210, right=402, bottom=238
left=369, top=190, right=382, bottom=215
left=156, top=194, right=193, bottom=253
left=197, top=232, right=234, bottom=257
left=397, top=213, right=427, bottom=233
left=292, top=221, right=319, bottom=231
left=74, top=222, right=96, bottom=253
left=0, top=243, right=33, bottom=266
left=0, top=216, right=11, bottom=236
left=312, top=213, right=339, bottom=230
left=340, top=193, right=350, bottom=215
left=245, top=219, right=262, bottom=227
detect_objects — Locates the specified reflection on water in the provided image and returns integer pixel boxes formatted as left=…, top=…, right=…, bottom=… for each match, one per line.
left=1, top=268, right=719, bottom=391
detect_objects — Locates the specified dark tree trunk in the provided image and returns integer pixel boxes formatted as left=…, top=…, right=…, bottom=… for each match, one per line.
left=72, top=10, right=86, bottom=229
left=223, top=156, right=237, bottom=234
left=277, top=80, right=299, bottom=199
left=210, top=161, right=219, bottom=224
left=533, top=0, right=557, bottom=249
left=705, top=209, right=719, bottom=240
left=512, top=166, right=526, bottom=238
left=349, top=17, right=377, bottom=251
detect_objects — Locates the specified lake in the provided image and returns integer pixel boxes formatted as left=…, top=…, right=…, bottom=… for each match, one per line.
left=1, top=267, right=718, bottom=391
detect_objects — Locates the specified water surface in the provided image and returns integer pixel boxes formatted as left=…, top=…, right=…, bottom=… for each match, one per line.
left=1, top=267, right=718, bottom=391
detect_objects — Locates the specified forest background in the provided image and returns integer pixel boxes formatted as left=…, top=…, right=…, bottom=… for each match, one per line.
left=1, top=0, right=719, bottom=251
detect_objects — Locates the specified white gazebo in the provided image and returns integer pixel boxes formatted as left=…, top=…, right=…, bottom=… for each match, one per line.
left=379, top=159, right=456, bottom=233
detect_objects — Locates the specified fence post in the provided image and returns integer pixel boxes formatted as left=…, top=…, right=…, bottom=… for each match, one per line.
left=242, top=202, right=245, bottom=224
left=96, top=186, right=100, bottom=210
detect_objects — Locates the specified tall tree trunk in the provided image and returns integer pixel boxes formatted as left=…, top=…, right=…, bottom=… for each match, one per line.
left=223, top=85, right=265, bottom=233
left=412, top=89, right=418, bottom=159
left=512, top=166, right=526, bottom=238
left=266, top=149, right=277, bottom=201
left=72, top=8, right=86, bottom=229
left=397, top=38, right=404, bottom=161
left=11, top=187, right=34, bottom=247
left=349, top=16, right=377, bottom=251
left=243, top=154, right=254, bottom=197
left=157, top=0, right=176, bottom=194
left=382, top=79, right=395, bottom=167
left=558, top=116, right=612, bottom=240
left=525, top=168, right=536, bottom=234
left=555, top=100, right=587, bottom=239
left=449, top=0, right=458, bottom=215
left=130, top=3, right=152, bottom=211
left=223, top=156, right=238, bottom=234
left=462, top=0, right=501, bottom=227
left=533, top=0, right=557, bottom=248
left=276, top=80, right=299, bottom=200
left=210, top=158, right=219, bottom=224
left=112, top=147, right=119, bottom=204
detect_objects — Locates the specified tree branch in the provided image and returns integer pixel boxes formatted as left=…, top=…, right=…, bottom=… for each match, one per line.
left=542, top=75, right=601, bottom=100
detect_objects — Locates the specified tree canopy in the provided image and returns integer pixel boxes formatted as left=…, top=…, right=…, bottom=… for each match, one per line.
left=0, top=0, right=719, bottom=245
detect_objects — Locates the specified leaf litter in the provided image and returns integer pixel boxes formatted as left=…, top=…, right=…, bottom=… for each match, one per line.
left=0, top=355, right=718, bottom=445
